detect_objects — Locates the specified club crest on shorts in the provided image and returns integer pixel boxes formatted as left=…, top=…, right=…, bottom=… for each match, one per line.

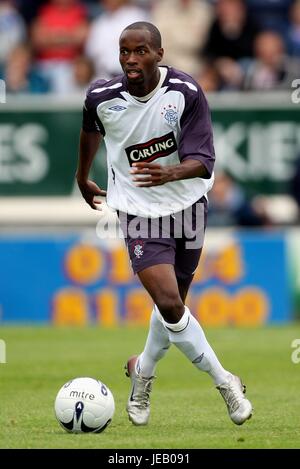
left=133, top=241, right=144, bottom=259
left=161, top=105, right=178, bottom=126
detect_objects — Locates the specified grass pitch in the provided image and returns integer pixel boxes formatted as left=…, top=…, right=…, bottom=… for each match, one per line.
left=0, top=325, right=299, bottom=449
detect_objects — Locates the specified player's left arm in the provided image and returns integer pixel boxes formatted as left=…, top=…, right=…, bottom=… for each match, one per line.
left=131, top=159, right=208, bottom=187
left=131, top=85, right=214, bottom=187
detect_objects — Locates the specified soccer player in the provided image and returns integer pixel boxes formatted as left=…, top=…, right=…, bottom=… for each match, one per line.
left=76, top=22, right=253, bottom=426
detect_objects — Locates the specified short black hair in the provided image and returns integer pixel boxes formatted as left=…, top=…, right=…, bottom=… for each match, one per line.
left=122, top=22, right=162, bottom=49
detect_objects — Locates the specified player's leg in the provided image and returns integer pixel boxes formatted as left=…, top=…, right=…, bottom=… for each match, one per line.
left=125, top=262, right=185, bottom=425
left=124, top=236, right=173, bottom=379
left=120, top=212, right=175, bottom=377
left=124, top=303, right=170, bottom=425
left=137, top=304, right=170, bottom=378
left=168, top=203, right=231, bottom=384
left=119, top=212, right=172, bottom=425
left=138, top=264, right=230, bottom=384
left=170, top=199, right=252, bottom=425
left=139, top=263, right=252, bottom=425
left=122, top=207, right=252, bottom=425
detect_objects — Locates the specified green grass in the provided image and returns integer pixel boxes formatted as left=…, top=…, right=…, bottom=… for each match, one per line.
left=0, top=325, right=299, bottom=449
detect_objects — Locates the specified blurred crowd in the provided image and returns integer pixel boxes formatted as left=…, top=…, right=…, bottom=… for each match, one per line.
left=1, top=0, right=300, bottom=227
left=1, top=0, right=300, bottom=95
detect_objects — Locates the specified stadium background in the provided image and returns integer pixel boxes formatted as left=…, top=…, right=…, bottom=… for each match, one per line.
left=0, top=0, right=300, bottom=449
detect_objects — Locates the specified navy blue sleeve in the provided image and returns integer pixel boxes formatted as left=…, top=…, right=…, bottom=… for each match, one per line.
left=82, top=82, right=105, bottom=135
left=179, top=88, right=215, bottom=178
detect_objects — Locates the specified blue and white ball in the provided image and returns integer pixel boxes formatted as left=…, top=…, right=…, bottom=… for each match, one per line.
left=54, top=377, right=115, bottom=433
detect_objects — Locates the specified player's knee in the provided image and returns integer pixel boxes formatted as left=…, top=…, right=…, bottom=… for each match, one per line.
left=156, top=295, right=184, bottom=323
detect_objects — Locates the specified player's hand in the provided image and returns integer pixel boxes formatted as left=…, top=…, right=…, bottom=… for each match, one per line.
left=130, top=162, right=172, bottom=187
left=77, top=179, right=106, bottom=210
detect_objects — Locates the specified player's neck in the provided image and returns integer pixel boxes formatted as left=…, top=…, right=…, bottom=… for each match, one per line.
left=127, top=69, right=161, bottom=98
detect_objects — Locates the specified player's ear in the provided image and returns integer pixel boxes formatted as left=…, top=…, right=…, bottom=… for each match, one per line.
left=157, top=48, right=164, bottom=63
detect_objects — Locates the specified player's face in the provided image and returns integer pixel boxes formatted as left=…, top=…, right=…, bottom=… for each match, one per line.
left=119, top=29, right=163, bottom=91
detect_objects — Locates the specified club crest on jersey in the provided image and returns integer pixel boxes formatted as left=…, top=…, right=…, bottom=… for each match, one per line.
left=125, top=131, right=177, bottom=166
left=161, top=105, right=178, bottom=126
left=108, top=104, right=127, bottom=111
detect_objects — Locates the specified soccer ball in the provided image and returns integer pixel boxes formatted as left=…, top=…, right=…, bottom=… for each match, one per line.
left=54, top=377, right=115, bottom=433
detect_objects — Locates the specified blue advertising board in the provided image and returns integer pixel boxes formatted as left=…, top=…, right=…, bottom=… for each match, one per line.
left=0, top=231, right=292, bottom=325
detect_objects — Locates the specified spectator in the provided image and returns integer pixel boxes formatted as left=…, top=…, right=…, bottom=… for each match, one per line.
left=15, top=0, right=47, bottom=25
left=287, top=0, right=300, bottom=57
left=246, top=0, right=292, bottom=36
left=208, top=172, right=269, bottom=226
left=64, top=55, right=96, bottom=95
left=197, top=58, right=244, bottom=92
left=31, top=0, right=88, bottom=93
left=151, top=0, right=213, bottom=77
left=202, top=0, right=259, bottom=61
left=0, top=0, right=26, bottom=67
left=2, top=43, right=50, bottom=93
left=197, top=60, right=223, bottom=92
left=243, top=31, right=300, bottom=90
left=85, top=0, right=149, bottom=79
left=213, top=57, right=245, bottom=90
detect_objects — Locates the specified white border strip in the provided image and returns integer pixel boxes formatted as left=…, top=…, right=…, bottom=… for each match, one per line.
left=0, top=92, right=298, bottom=112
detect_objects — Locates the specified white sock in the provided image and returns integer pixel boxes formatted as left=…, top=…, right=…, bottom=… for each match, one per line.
left=163, top=306, right=230, bottom=385
left=137, top=305, right=170, bottom=378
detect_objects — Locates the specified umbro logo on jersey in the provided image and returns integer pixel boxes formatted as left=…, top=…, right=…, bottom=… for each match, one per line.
left=125, top=131, right=177, bottom=166
left=108, top=105, right=127, bottom=111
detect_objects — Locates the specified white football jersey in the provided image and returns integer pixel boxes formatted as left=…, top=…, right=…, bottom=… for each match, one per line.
left=83, top=66, right=215, bottom=217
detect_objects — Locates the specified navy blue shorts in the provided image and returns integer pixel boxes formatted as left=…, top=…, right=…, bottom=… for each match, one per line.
left=118, top=197, right=208, bottom=279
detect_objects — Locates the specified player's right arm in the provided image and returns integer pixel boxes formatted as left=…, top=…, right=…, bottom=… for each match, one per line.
left=76, top=81, right=107, bottom=210
left=76, top=129, right=106, bottom=210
